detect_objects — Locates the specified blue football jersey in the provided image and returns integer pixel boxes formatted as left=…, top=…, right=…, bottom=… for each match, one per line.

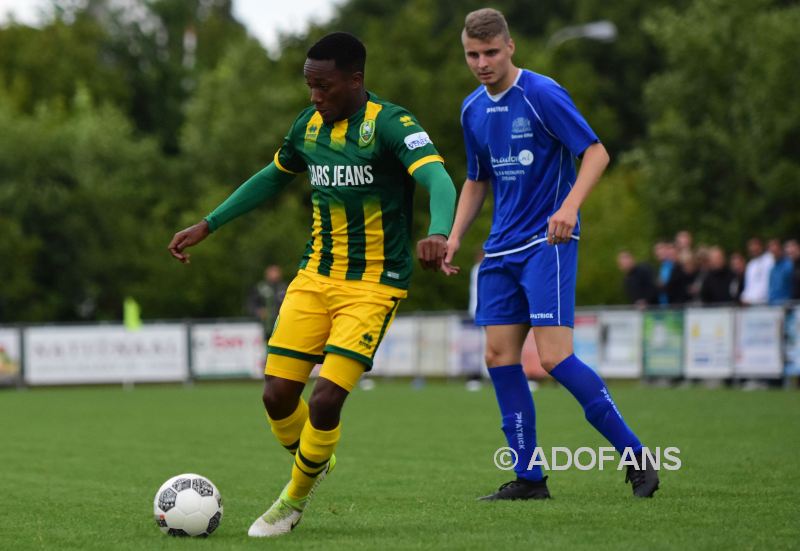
left=461, top=69, right=599, bottom=256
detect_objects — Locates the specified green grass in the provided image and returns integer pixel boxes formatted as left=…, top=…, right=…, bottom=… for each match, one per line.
left=1, top=380, right=799, bottom=550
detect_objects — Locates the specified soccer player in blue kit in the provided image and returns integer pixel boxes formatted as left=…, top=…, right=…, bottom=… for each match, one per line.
left=443, top=8, right=659, bottom=499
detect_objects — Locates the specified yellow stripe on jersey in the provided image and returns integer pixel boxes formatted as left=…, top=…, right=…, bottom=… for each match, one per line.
left=273, top=150, right=297, bottom=174
left=330, top=119, right=348, bottom=150
left=304, top=112, right=324, bottom=148
left=407, top=154, right=445, bottom=176
left=305, top=196, right=323, bottom=273
left=328, top=202, right=349, bottom=276
left=365, top=101, right=383, bottom=123
left=362, top=200, right=385, bottom=281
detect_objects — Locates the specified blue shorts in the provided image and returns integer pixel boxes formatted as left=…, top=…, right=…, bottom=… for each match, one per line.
left=475, top=240, right=577, bottom=327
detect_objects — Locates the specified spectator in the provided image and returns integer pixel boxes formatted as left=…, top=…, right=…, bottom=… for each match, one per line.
left=785, top=239, right=800, bottom=300
left=246, top=264, right=288, bottom=341
left=654, top=241, right=676, bottom=305
left=740, top=238, right=774, bottom=305
left=700, top=246, right=735, bottom=303
left=617, top=251, right=657, bottom=306
left=666, top=250, right=700, bottom=304
left=767, top=239, right=793, bottom=305
left=692, top=245, right=711, bottom=300
left=675, top=230, right=693, bottom=256
left=729, top=252, right=746, bottom=302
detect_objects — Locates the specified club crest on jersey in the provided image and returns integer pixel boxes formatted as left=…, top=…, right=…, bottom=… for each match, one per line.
left=512, top=117, right=531, bottom=133
left=305, top=123, right=320, bottom=142
left=359, top=120, right=376, bottom=147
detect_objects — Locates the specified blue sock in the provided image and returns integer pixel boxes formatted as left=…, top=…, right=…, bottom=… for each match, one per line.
left=550, top=355, right=642, bottom=454
left=488, top=364, right=543, bottom=482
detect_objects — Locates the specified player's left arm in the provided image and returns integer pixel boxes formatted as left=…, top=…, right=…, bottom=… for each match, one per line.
left=383, top=108, right=456, bottom=270
left=412, top=161, right=456, bottom=271
left=548, top=142, right=609, bottom=245
left=532, top=81, right=608, bottom=245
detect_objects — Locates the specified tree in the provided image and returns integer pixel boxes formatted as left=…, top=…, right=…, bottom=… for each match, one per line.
left=637, top=0, right=800, bottom=248
left=0, top=87, right=172, bottom=321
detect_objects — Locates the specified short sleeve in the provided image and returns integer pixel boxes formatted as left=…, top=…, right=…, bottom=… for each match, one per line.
left=532, top=81, right=599, bottom=158
left=274, top=116, right=308, bottom=174
left=462, top=120, right=490, bottom=181
left=380, top=108, right=444, bottom=176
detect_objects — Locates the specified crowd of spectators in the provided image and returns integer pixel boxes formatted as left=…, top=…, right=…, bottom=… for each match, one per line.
left=617, top=231, right=800, bottom=307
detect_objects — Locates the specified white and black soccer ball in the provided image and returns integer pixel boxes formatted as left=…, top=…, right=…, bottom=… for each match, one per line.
left=153, top=473, right=223, bottom=537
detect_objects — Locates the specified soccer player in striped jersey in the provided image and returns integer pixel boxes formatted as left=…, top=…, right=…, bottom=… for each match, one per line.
left=443, top=9, right=659, bottom=499
left=168, top=32, right=455, bottom=536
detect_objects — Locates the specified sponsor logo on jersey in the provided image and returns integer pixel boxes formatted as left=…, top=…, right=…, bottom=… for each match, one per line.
left=399, top=115, right=415, bottom=127
left=308, top=164, right=374, bottom=187
left=486, top=105, right=509, bottom=113
left=359, top=120, right=376, bottom=147
left=512, top=117, right=531, bottom=133
left=490, top=149, right=534, bottom=168
left=404, top=132, right=432, bottom=150
left=511, top=117, right=534, bottom=139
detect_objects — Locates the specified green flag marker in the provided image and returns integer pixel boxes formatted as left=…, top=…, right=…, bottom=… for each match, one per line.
left=123, top=297, right=142, bottom=331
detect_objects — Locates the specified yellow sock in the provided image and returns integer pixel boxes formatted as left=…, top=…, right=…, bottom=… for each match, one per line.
left=287, top=420, right=341, bottom=501
left=267, top=399, right=308, bottom=455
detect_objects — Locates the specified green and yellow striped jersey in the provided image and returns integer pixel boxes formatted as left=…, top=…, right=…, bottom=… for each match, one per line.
left=274, top=93, right=444, bottom=292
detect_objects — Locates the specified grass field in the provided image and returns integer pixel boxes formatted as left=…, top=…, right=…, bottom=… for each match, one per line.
left=1, top=380, right=799, bottom=550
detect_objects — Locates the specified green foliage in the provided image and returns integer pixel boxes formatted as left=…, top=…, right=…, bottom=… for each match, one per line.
left=1, top=0, right=797, bottom=321
left=637, top=0, right=800, bottom=248
left=576, top=165, right=655, bottom=305
left=0, top=87, right=171, bottom=320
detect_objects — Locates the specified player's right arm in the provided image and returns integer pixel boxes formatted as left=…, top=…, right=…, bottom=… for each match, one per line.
left=168, top=162, right=297, bottom=263
left=168, top=118, right=307, bottom=264
left=441, top=178, right=489, bottom=275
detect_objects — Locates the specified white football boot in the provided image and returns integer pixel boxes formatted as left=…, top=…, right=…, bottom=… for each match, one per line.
left=248, top=454, right=336, bottom=537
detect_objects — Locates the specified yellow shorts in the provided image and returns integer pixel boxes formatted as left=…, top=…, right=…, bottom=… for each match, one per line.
left=267, top=270, right=404, bottom=370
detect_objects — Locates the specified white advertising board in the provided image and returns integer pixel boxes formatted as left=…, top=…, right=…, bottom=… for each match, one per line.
left=684, top=308, right=735, bottom=378
left=449, top=318, right=485, bottom=378
left=573, top=312, right=601, bottom=372
left=786, top=308, right=800, bottom=376
left=25, top=324, right=188, bottom=385
left=417, top=316, right=452, bottom=377
left=191, top=323, right=265, bottom=379
left=598, top=311, right=643, bottom=378
left=372, top=316, right=417, bottom=377
left=0, top=328, right=22, bottom=385
left=734, top=308, right=784, bottom=378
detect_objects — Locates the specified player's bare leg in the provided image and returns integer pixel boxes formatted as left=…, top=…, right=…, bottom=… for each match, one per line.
left=484, top=324, right=528, bottom=368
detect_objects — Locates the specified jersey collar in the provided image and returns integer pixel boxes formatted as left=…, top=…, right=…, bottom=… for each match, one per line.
left=485, top=69, right=522, bottom=102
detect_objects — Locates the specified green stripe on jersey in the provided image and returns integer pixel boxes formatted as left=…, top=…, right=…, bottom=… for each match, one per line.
left=344, top=200, right=366, bottom=280
left=318, top=195, right=333, bottom=277
left=279, top=93, right=444, bottom=290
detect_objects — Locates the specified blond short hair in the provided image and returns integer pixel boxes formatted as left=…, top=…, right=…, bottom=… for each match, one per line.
left=464, top=8, right=510, bottom=41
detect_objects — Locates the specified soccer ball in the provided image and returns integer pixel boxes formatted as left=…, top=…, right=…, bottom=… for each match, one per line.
left=153, top=473, right=223, bottom=537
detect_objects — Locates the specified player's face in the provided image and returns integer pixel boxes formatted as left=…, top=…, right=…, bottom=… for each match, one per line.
left=303, top=58, right=363, bottom=124
left=462, top=33, right=515, bottom=90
